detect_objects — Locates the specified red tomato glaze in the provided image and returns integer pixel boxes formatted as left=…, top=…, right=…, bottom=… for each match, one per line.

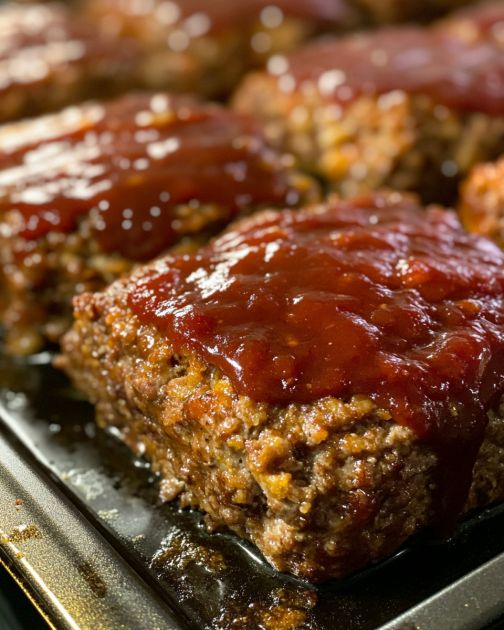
left=1, top=93, right=302, bottom=261
left=269, top=10, right=504, bottom=115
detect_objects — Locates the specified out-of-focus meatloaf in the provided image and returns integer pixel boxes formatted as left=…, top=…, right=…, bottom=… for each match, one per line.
left=0, top=2, right=138, bottom=122
left=84, top=0, right=354, bottom=98
left=233, top=2, right=504, bottom=204
left=5, top=0, right=481, bottom=114
left=0, top=92, right=317, bottom=355
left=459, top=156, right=504, bottom=245
left=60, top=192, right=504, bottom=582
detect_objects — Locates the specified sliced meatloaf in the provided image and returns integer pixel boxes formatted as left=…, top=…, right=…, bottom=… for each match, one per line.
left=0, top=92, right=317, bottom=354
left=233, top=2, right=504, bottom=204
left=60, top=192, right=504, bottom=582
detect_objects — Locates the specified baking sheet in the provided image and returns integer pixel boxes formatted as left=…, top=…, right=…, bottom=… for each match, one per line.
left=1, top=350, right=504, bottom=630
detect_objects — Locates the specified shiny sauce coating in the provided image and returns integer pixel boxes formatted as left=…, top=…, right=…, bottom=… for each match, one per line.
left=130, top=194, right=504, bottom=523
left=269, top=13, right=504, bottom=114
left=1, top=93, right=302, bottom=261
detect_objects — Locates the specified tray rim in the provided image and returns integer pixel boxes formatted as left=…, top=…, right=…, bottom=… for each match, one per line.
left=2, top=356, right=504, bottom=630
left=0, top=427, right=188, bottom=630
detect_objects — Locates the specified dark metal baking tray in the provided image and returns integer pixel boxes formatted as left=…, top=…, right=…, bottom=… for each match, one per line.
left=1, top=350, right=504, bottom=630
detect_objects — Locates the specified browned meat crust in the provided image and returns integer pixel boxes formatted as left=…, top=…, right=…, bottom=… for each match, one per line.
left=59, top=195, right=504, bottom=582
left=0, top=93, right=318, bottom=354
left=459, top=156, right=504, bottom=245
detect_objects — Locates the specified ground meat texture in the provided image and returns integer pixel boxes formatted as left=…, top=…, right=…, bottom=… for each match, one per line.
left=459, top=156, right=504, bottom=246
left=0, top=92, right=317, bottom=355
left=232, top=2, right=504, bottom=205
left=0, top=2, right=139, bottom=123
left=60, top=193, right=504, bottom=582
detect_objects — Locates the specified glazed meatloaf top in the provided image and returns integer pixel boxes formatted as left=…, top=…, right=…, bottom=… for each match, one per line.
left=124, top=192, right=504, bottom=527
left=240, top=1, right=504, bottom=115
left=0, top=92, right=313, bottom=263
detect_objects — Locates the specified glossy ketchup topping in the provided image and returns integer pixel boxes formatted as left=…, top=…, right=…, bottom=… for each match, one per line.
left=1, top=93, right=302, bottom=261
left=129, top=193, right=504, bottom=524
left=269, top=14, right=504, bottom=114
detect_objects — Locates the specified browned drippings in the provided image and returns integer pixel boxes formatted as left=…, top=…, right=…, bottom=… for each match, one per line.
left=77, top=560, right=108, bottom=598
left=151, top=530, right=226, bottom=574
left=3, top=524, right=42, bottom=543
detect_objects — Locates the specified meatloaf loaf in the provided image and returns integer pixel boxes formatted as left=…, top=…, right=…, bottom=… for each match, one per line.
left=60, top=192, right=504, bottom=582
left=459, top=155, right=504, bottom=245
left=0, top=92, right=317, bottom=355
left=83, top=0, right=483, bottom=101
left=0, top=2, right=138, bottom=122
left=233, top=1, right=504, bottom=204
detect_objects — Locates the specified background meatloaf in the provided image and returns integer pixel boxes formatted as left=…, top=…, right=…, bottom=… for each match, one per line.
left=0, top=93, right=317, bottom=355
left=0, top=2, right=138, bottom=122
left=1, top=0, right=486, bottom=119
left=83, top=0, right=353, bottom=98
left=82, top=0, right=484, bottom=100
left=233, top=2, right=504, bottom=204
left=59, top=194, right=504, bottom=582
left=459, top=156, right=504, bottom=245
